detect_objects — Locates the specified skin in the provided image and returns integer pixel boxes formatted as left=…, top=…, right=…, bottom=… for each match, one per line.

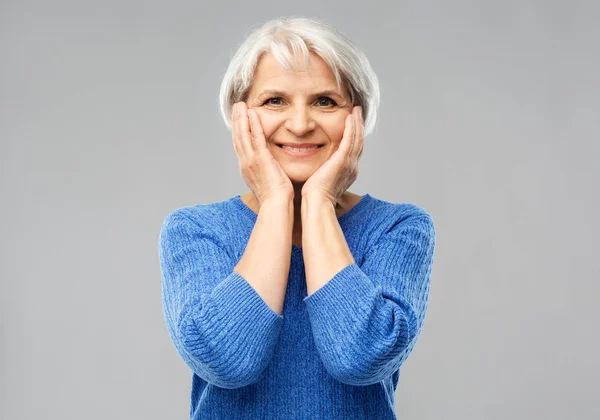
left=238, top=51, right=365, bottom=247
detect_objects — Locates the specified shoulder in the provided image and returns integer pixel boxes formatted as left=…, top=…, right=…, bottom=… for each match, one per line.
left=368, top=194, right=434, bottom=225
left=159, top=199, right=230, bottom=240
left=364, top=195, right=435, bottom=248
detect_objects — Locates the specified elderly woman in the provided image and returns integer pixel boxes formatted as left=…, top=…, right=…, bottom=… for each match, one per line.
left=158, top=16, right=436, bottom=420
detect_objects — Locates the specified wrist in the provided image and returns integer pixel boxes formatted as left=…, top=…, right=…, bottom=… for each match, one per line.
left=301, top=193, right=335, bottom=217
left=260, top=194, right=294, bottom=214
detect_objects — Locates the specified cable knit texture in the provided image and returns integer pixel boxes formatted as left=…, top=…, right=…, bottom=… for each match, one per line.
left=158, top=193, right=436, bottom=419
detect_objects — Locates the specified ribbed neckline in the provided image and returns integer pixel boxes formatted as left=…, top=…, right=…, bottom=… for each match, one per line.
left=231, top=193, right=372, bottom=253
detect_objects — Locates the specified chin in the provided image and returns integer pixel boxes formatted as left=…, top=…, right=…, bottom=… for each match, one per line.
left=280, top=166, right=318, bottom=183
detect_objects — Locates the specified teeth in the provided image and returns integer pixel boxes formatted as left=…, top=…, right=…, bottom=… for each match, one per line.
left=281, top=145, right=319, bottom=151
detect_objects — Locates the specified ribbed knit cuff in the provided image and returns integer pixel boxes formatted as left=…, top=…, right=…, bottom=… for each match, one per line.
left=175, top=270, right=284, bottom=388
left=302, top=263, right=377, bottom=322
left=211, top=270, right=284, bottom=338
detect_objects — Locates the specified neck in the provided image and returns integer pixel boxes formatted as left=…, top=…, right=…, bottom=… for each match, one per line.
left=242, top=188, right=352, bottom=246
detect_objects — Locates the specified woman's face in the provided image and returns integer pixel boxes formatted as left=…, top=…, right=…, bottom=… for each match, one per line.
left=246, top=51, right=353, bottom=185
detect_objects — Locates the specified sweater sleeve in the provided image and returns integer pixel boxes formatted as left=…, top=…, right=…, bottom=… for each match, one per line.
left=302, top=211, right=436, bottom=386
left=158, top=210, right=284, bottom=389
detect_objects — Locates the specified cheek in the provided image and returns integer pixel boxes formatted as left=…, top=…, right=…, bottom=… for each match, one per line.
left=324, top=117, right=348, bottom=145
left=252, top=111, right=279, bottom=139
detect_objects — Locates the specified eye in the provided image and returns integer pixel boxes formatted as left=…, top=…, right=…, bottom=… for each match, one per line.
left=261, top=96, right=338, bottom=107
left=317, top=97, right=337, bottom=107
left=263, top=97, right=283, bottom=106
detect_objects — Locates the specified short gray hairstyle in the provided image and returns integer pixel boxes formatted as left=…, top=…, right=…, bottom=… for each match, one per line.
left=218, top=16, right=380, bottom=137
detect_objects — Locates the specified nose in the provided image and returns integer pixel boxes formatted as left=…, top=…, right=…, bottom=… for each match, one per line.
left=284, top=106, right=316, bottom=136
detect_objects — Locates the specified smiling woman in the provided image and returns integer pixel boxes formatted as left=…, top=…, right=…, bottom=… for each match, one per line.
left=243, top=50, right=351, bottom=184
left=158, top=16, right=436, bottom=420
left=219, top=17, right=379, bottom=139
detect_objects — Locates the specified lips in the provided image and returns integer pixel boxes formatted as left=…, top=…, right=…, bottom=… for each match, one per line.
left=275, top=143, right=323, bottom=148
left=276, top=143, right=323, bottom=157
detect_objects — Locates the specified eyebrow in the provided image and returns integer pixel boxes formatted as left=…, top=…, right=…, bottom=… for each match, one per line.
left=255, top=89, right=345, bottom=99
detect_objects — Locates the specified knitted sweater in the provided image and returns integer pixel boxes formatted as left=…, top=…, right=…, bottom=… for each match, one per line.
left=158, top=193, right=436, bottom=420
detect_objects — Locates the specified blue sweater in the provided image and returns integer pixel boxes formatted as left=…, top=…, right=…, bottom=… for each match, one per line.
left=158, top=193, right=436, bottom=419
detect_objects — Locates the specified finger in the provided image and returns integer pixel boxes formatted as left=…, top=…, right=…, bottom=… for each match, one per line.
left=357, top=125, right=364, bottom=160
left=338, top=113, right=353, bottom=158
left=237, top=102, right=254, bottom=159
left=346, top=112, right=356, bottom=161
left=232, top=102, right=245, bottom=161
left=354, top=106, right=364, bottom=160
left=332, top=113, right=352, bottom=168
left=248, top=108, right=267, bottom=150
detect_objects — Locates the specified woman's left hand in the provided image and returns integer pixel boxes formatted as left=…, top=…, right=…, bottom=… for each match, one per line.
left=301, top=106, right=364, bottom=206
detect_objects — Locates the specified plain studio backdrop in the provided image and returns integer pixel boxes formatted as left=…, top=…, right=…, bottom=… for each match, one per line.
left=1, top=1, right=598, bottom=419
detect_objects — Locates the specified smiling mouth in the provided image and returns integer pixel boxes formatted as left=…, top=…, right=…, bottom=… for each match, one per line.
left=275, top=144, right=324, bottom=149
left=274, top=144, right=324, bottom=157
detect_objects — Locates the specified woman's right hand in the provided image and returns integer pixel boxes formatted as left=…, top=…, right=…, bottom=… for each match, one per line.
left=232, top=101, right=294, bottom=207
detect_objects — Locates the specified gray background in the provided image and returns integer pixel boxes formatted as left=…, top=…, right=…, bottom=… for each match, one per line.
left=1, top=1, right=598, bottom=419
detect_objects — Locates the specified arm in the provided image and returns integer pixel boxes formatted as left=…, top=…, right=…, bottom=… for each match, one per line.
left=302, top=197, right=436, bottom=386
left=234, top=195, right=294, bottom=316
left=158, top=205, right=291, bottom=389
left=301, top=193, right=356, bottom=296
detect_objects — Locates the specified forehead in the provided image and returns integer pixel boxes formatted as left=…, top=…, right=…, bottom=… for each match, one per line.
left=250, top=51, right=341, bottom=94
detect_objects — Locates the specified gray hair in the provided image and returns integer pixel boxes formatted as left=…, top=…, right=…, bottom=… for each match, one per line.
left=218, top=16, right=380, bottom=137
